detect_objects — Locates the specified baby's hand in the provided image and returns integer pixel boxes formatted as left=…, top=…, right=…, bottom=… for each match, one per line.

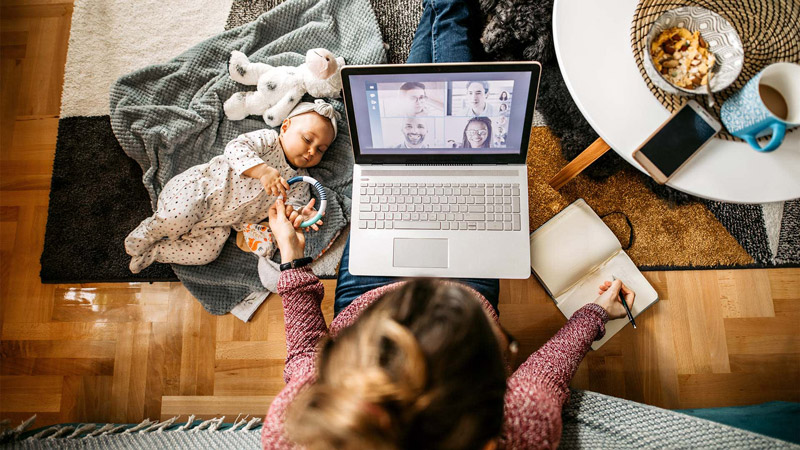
left=259, top=166, right=289, bottom=198
left=283, top=198, right=324, bottom=232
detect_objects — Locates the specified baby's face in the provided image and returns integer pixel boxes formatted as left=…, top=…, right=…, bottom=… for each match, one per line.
left=280, top=112, right=335, bottom=168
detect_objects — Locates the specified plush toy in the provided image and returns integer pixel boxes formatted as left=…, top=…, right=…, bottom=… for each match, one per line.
left=223, top=49, right=345, bottom=127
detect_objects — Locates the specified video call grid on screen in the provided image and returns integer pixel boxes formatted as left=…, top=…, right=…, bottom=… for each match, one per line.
left=348, top=71, right=532, bottom=155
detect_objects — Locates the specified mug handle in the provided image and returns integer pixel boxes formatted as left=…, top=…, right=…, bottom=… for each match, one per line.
left=744, top=123, right=786, bottom=153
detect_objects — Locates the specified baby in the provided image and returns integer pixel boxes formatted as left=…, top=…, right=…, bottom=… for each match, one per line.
left=125, top=99, right=338, bottom=273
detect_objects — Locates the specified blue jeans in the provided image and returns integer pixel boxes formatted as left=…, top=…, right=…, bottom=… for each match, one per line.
left=334, top=0, right=498, bottom=317
left=406, top=0, right=484, bottom=63
left=335, top=237, right=500, bottom=316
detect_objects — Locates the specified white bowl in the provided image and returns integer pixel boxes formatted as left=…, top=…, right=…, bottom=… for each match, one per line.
left=644, top=7, right=744, bottom=95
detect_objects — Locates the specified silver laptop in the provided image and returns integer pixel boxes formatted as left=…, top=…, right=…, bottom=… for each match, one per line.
left=341, top=62, right=541, bottom=278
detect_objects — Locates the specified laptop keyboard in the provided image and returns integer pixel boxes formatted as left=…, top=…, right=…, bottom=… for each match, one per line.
left=357, top=182, right=522, bottom=231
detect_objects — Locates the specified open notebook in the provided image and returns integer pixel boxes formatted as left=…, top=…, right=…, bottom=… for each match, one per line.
left=530, top=199, right=659, bottom=350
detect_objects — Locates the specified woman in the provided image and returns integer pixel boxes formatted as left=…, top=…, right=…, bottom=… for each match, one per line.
left=462, top=116, right=492, bottom=148
left=262, top=198, right=634, bottom=449
left=262, top=0, right=634, bottom=448
left=499, top=90, right=509, bottom=101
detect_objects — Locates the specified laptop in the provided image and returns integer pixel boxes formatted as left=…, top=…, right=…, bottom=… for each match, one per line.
left=340, top=62, right=541, bottom=278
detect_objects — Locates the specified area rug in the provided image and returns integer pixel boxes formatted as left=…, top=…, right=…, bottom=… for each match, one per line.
left=40, top=0, right=797, bottom=289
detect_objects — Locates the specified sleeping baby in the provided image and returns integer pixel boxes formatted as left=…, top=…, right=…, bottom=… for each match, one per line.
left=125, top=99, right=339, bottom=273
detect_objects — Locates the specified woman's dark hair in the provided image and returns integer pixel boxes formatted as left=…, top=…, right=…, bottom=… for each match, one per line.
left=286, top=279, right=507, bottom=450
left=461, top=116, right=493, bottom=148
left=499, top=91, right=508, bottom=101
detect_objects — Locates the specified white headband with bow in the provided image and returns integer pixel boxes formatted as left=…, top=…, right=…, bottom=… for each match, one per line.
left=286, top=99, right=341, bottom=138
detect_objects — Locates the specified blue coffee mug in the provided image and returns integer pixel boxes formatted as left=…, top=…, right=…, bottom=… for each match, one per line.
left=720, top=62, right=800, bottom=152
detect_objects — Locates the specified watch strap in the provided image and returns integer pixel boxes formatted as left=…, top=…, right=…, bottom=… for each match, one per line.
left=279, top=256, right=313, bottom=271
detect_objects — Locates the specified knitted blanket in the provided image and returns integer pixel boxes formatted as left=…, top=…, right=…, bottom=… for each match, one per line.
left=6, top=390, right=795, bottom=448
left=109, top=0, right=387, bottom=314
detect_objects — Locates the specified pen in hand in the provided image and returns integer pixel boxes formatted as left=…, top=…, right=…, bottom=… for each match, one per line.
left=612, top=274, right=637, bottom=329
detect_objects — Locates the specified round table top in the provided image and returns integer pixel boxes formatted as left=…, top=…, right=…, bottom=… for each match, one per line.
left=552, top=0, right=800, bottom=203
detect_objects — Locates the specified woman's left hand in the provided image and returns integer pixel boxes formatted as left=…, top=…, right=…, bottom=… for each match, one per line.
left=284, top=198, right=324, bottom=231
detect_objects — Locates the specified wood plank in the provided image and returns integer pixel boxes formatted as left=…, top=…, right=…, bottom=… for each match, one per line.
left=58, top=375, right=113, bottom=424
left=143, top=321, right=167, bottom=420
left=160, top=395, right=273, bottom=420
left=666, top=271, right=730, bottom=374
left=768, top=268, right=800, bottom=301
left=717, top=269, right=775, bottom=318
left=728, top=353, right=800, bottom=376
left=0, top=375, right=62, bottom=412
left=0, top=357, right=114, bottom=376
left=215, top=341, right=287, bottom=360
left=678, top=372, right=800, bottom=408
left=109, top=323, right=151, bottom=423
left=0, top=4, right=73, bottom=19
left=1, top=322, right=119, bottom=340
left=1, top=340, right=115, bottom=358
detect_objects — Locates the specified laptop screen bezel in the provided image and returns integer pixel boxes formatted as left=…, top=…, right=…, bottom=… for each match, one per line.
left=340, top=62, right=541, bottom=165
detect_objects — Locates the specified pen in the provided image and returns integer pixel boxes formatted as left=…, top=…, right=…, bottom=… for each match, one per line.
left=612, top=274, right=636, bottom=329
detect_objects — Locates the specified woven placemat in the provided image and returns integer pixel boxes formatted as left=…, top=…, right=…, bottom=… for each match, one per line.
left=630, top=0, right=800, bottom=141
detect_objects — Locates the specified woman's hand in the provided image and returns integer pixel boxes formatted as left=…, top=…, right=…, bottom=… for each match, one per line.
left=593, top=279, right=635, bottom=319
left=268, top=197, right=306, bottom=263
left=284, top=198, right=325, bottom=231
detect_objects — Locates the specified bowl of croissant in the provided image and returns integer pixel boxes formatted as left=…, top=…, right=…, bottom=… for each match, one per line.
left=644, top=7, right=743, bottom=95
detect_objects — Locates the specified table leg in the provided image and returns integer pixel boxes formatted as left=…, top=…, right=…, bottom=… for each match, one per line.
left=547, top=137, right=611, bottom=190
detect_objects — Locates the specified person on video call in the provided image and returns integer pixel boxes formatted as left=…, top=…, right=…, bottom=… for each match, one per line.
left=399, top=82, right=443, bottom=116
left=461, top=116, right=493, bottom=148
left=395, top=117, right=431, bottom=148
left=461, top=80, right=494, bottom=116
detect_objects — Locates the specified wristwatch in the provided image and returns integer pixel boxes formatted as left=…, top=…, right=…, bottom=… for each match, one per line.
left=279, top=257, right=313, bottom=271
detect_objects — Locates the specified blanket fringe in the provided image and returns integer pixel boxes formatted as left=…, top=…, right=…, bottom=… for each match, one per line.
left=2, top=412, right=263, bottom=441
left=0, top=415, right=36, bottom=443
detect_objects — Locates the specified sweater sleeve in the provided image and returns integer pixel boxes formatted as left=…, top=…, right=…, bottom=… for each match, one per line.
left=261, top=267, right=327, bottom=449
left=224, top=128, right=279, bottom=175
left=501, top=303, right=608, bottom=449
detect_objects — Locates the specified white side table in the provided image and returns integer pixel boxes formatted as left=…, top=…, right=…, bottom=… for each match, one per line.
left=552, top=0, right=800, bottom=203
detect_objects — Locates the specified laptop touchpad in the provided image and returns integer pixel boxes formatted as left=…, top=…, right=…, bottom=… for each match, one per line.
left=393, top=238, right=449, bottom=268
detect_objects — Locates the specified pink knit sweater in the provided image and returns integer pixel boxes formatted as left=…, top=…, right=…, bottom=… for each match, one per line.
left=261, top=267, right=609, bottom=449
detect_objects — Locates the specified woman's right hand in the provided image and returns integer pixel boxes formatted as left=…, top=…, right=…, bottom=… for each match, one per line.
left=268, top=197, right=306, bottom=263
left=593, top=279, right=635, bottom=319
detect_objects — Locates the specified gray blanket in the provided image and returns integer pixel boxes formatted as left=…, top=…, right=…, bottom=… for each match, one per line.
left=109, top=0, right=386, bottom=314
left=8, top=390, right=796, bottom=448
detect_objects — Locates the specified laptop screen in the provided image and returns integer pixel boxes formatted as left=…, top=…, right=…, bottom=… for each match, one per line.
left=341, top=63, right=540, bottom=165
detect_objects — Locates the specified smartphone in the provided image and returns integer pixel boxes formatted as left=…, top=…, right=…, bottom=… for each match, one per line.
left=633, top=100, right=721, bottom=184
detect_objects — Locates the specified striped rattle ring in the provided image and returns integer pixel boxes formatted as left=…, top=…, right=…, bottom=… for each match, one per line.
left=286, top=176, right=327, bottom=228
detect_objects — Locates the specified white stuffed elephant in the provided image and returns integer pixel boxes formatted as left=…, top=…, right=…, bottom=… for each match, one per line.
left=223, top=48, right=345, bottom=127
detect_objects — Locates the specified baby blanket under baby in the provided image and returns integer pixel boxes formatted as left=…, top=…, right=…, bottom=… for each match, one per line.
left=109, top=0, right=387, bottom=314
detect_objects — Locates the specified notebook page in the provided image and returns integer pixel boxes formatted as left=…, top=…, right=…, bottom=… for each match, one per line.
left=530, top=200, right=621, bottom=297
left=555, top=251, right=659, bottom=350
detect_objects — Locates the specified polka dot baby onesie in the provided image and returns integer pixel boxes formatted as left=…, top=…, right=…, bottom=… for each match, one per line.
left=124, top=129, right=310, bottom=273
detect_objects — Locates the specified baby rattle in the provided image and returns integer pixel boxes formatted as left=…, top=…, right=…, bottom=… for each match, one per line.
left=287, top=176, right=327, bottom=228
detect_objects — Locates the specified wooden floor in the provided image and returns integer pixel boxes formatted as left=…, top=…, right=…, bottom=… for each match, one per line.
left=1, top=0, right=798, bottom=428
